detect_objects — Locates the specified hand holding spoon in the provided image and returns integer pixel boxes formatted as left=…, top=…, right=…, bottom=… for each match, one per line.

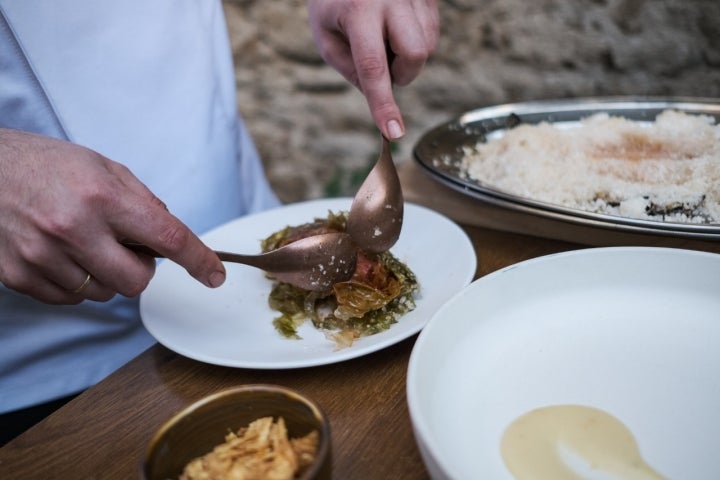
left=126, top=135, right=401, bottom=291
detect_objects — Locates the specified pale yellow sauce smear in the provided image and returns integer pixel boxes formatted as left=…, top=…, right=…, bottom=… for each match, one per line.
left=501, top=405, right=667, bottom=480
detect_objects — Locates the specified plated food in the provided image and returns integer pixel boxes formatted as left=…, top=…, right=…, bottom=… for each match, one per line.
left=140, top=199, right=475, bottom=369
left=412, top=97, right=720, bottom=245
left=180, top=416, right=318, bottom=480
left=459, top=109, right=720, bottom=224
left=143, top=385, right=330, bottom=480
left=501, top=404, right=666, bottom=479
left=261, top=211, right=419, bottom=349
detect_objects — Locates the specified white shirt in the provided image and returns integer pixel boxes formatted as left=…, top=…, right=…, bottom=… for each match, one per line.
left=0, top=0, right=279, bottom=413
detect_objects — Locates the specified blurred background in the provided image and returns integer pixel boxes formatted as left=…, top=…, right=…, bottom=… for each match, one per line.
left=223, top=0, right=720, bottom=204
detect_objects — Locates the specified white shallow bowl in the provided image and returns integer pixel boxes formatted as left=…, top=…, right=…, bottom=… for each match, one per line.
left=407, top=247, right=720, bottom=479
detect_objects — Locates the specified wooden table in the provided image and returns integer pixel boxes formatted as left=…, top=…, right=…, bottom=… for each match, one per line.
left=10, top=160, right=650, bottom=479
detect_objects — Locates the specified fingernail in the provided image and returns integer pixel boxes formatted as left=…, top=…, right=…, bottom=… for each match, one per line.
left=387, top=119, right=404, bottom=140
left=208, top=270, right=225, bottom=288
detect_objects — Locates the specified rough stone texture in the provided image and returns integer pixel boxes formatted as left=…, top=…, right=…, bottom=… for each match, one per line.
left=224, top=0, right=720, bottom=204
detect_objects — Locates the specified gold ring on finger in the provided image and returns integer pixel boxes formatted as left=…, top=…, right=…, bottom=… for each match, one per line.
left=72, top=273, right=93, bottom=294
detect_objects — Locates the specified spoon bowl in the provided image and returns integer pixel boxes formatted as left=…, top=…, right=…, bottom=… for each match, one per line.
left=346, top=134, right=404, bottom=254
left=123, top=232, right=357, bottom=291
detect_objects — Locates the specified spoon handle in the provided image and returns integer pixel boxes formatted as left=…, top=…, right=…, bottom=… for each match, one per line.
left=121, top=241, right=283, bottom=270
left=122, top=241, right=247, bottom=263
left=120, top=232, right=357, bottom=292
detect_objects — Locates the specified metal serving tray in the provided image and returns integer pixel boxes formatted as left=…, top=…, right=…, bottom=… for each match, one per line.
left=413, top=97, right=720, bottom=240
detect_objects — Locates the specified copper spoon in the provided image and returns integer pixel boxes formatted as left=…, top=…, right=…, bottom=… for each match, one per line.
left=346, top=134, right=404, bottom=254
left=122, top=232, right=357, bottom=292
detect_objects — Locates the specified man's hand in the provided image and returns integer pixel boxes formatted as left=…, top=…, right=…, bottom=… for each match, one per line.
left=308, top=0, right=439, bottom=140
left=0, top=129, right=225, bottom=305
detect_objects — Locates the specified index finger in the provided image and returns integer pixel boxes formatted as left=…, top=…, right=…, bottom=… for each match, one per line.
left=345, top=16, right=404, bottom=139
left=104, top=160, right=226, bottom=288
left=114, top=198, right=226, bottom=289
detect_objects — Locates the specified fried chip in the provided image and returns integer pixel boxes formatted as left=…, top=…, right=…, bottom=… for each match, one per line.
left=179, top=417, right=319, bottom=480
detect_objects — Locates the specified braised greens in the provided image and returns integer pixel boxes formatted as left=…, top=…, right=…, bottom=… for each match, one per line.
left=262, top=211, right=419, bottom=347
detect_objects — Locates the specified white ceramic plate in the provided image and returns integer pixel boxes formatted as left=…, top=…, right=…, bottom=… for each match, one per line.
left=407, top=247, right=720, bottom=479
left=140, top=198, right=475, bottom=369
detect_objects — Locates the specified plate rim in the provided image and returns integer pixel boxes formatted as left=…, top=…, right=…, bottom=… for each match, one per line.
left=413, top=96, right=720, bottom=238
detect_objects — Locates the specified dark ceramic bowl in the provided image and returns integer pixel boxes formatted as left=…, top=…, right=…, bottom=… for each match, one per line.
left=142, top=384, right=331, bottom=480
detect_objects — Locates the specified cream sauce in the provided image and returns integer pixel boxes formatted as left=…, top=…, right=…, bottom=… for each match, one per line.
left=501, top=405, right=667, bottom=480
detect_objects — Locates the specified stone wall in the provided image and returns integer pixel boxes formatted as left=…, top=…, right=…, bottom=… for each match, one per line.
left=223, top=0, right=720, bottom=204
